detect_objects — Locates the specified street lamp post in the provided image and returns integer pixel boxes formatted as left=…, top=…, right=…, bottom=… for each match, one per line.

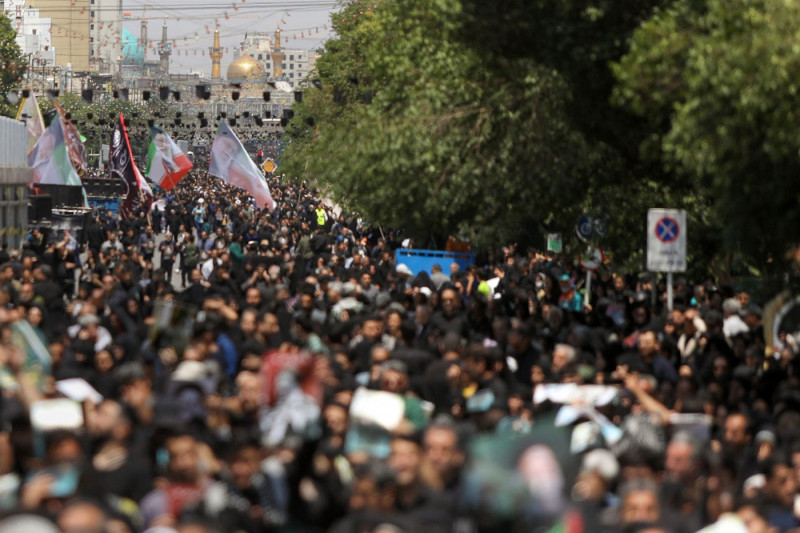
left=25, top=52, right=37, bottom=88
left=31, top=56, right=47, bottom=96
left=65, top=63, right=72, bottom=94
left=52, top=66, right=61, bottom=90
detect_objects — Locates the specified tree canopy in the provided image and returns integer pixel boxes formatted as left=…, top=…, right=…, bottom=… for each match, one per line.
left=613, top=0, right=800, bottom=274
left=281, top=0, right=617, bottom=251
left=281, top=0, right=800, bottom=279
left=0, top=16, right=27, bottom=116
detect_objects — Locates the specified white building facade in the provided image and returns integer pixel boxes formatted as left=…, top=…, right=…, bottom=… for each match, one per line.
left=265, top=48, right=317, bottom=87
left=237, top=32, right=318, bottom=88
left=4, top=0, right=56, bottom=68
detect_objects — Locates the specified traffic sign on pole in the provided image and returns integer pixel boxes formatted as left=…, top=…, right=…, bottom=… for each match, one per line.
left=262, top=158, right=277, bottom=174
left=646, top=208, right=686, bottom=272
left=577, top=215, right=594, bottom=241
left=579, top=245, right=604, bottom=272
left=576, top=215, right=608, bottom=242
left=547, top=233, right=563, bottom=253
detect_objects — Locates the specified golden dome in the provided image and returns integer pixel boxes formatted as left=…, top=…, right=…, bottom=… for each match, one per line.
left=226, top=55, right=266, bottom=80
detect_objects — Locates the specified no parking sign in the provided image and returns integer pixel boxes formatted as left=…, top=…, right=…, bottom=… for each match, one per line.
left=647, top=209, right=686, bottom=272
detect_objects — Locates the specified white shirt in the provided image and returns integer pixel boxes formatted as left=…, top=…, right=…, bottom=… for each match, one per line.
left=723, top=314, right=749, bottom=339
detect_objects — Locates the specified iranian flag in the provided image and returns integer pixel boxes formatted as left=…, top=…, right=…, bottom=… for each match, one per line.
left=136, top=164, right=154, bottom=209
left=146, top=125, right=192, bottom=190
left=209, top=120, right=275, bottom=211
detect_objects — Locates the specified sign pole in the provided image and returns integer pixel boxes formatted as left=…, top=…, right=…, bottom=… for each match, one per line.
left=647, top=208, right=686, bottom=312
left=651, top=273, right=657, bottom=311
left=667, top=271, right=673, bottom=311
left=585, top=270, right=592, bottom=310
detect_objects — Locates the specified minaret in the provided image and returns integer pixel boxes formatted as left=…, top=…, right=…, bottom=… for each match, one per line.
left=140, top=19, right=148, bottom=57
left=158, top=22, right=171, bottom=75
left=271, top=27, right=283, bottom=78
left=210, top=29, right=222, bottom=79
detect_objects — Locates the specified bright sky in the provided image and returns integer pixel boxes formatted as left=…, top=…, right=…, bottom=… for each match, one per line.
left=121, top=0, right=339, bottom=75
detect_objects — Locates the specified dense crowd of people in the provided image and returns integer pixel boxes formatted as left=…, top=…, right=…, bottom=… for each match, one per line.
left=0, top=165, right=794, bottom=533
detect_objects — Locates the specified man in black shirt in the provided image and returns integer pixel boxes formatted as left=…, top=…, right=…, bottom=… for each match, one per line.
left=159, top=232, right=177, bottom=282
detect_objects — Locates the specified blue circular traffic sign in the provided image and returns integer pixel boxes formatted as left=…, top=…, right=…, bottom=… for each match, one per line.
left=655, top=217, right=679, bottom=243
left=577, top=216, right=594, bottom=241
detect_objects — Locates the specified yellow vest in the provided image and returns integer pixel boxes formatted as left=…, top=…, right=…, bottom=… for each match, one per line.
left=315, top=208, right=326, bottom=226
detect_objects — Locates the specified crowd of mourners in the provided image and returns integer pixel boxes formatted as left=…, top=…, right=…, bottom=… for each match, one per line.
left=0, top=163, right=796, bottom=533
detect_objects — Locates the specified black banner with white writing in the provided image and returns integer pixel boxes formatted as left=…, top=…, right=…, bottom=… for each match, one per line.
left=110, top=114, right=151, bottom=219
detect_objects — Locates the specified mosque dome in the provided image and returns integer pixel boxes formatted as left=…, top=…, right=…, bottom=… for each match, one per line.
left=226, top=55, right=266, bottom=81
left=121, top=28, right=144, bottom=65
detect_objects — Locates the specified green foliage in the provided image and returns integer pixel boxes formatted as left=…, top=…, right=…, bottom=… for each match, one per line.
left=458, top=0, right=671, bottom=151
left=282, top=0, right=606, bottom=249
left=283, top=0, right=800, bottom=278
left=0, top=15, right=26, bottom=117
left=613, top=0, right=800, bottom=272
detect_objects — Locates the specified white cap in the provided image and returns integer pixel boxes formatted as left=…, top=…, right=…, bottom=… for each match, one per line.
left=580, top=448, right=619, bottom=483
left=172, top=360, right=207, bottom=382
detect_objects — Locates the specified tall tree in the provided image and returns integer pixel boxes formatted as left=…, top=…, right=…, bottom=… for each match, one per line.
left=282, top=0, right=602, bottom=250
left=613, top=0, right=800, bottom=274
left=0, top=15, right=26, bottom=117
left=454, top=0, right=709, bottom=272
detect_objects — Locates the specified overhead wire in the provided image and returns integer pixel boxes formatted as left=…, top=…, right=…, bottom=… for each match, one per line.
left=15, top=0, right=338, bottom=72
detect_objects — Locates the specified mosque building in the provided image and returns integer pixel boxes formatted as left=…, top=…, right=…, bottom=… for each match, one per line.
left=119, top=26, right=169, bottom=81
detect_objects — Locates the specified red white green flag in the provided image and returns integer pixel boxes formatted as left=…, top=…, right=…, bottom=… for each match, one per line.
left=146, top=125, right=192, bottom=190
left=209, top=120, right=275, bottom=211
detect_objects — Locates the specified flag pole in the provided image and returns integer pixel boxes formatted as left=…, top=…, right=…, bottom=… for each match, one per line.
left=121, top=113, right=152, bottom=226
left=141, top=176, right=153, bottom=231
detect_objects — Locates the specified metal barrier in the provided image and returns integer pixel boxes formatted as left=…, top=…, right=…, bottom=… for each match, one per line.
left=0, top=116, right=28, bottom=167
left=394, top=248, right=475, bottom=277
left=0, top=116, right=34, bottom=248
left=0, top=182, right=30, bottom=249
